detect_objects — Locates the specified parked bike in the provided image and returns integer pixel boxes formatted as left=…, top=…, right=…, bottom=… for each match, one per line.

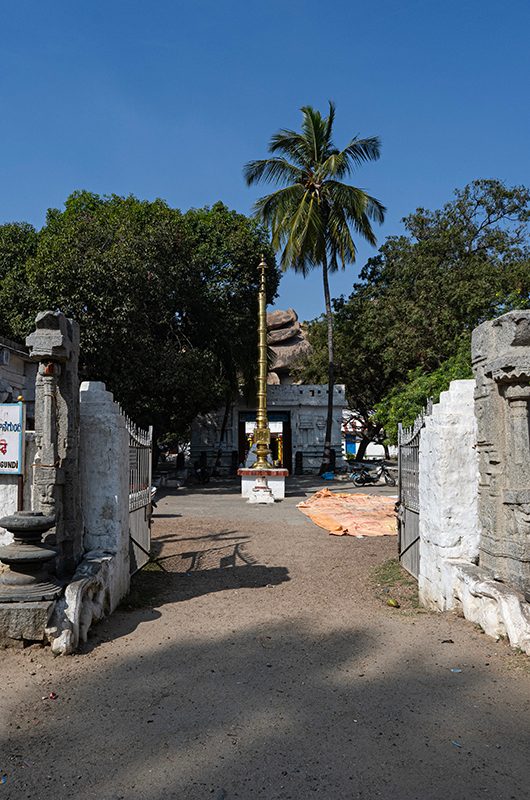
left=349, top=462, right=396, bottom=487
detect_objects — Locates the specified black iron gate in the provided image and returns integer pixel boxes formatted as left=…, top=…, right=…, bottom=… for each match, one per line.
left=125, top=415, right=153, bottom=574
left=397, top=403, right=431, bottom=579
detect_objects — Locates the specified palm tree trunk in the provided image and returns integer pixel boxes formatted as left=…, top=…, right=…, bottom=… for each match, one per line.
left=319, top=254, right=335, bottom=475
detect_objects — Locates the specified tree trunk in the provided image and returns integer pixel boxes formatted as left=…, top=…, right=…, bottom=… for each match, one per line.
left=213, top=394, right=232, bottom=476
left=319, top=255, right=335, bottom=475
left=383, top=443, right=390, bottom=461
left=355, top=436, right=369, bottom=462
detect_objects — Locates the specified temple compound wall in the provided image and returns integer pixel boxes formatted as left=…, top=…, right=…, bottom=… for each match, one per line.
left=0, top=312, right=136, bottom=652
left=417, top=312, right=530, bottom=654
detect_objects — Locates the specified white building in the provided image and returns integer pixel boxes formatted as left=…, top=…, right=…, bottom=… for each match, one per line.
left=0, top=335, right=37, bottom=427
left=191, top=383, right=347, bottom=474
left=191, top=308, right=349, bottom=474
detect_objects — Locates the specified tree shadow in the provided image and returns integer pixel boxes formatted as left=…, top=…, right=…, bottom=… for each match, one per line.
left=150, top=529, right=246, bottom=553
left=87, top=554, right=290, bottom=647
left=2, top=618, right=529, bottom=800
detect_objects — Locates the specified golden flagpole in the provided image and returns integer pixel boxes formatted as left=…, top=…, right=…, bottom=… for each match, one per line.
left=252, top=256, right=272, bottom=469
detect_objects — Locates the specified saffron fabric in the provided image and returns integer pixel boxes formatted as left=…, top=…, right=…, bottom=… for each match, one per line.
left=297, top=488, right=397, bottom=537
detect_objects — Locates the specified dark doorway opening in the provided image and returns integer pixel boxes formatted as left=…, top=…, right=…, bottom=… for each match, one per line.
left=238, top=410, right=292, bottom=473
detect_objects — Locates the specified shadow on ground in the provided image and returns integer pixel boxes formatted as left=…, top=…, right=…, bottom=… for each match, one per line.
left=123, top=563, right=290, bottom=613
left=2, top=617, right=528, bottom=800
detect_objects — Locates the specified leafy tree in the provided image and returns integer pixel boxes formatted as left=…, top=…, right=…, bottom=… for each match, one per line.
left=0, top=192, right=278, bottom=441
left=181, top=202, right=278, bottom=466
left=244, top=102, right=385, bottom=472
left=373, top=338, right=473, bottom=443
left=0, top=222, right=38, bottom=339
left=300, top=179, right=530, bottom=455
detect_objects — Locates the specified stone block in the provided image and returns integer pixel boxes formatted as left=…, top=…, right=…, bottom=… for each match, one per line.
left=0, top=600, right=55, bottom=645
left=452, top=563, right=530, bottom=653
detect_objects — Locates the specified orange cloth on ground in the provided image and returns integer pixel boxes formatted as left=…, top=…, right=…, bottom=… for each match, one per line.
left=297, top=488, right=397, bottom=537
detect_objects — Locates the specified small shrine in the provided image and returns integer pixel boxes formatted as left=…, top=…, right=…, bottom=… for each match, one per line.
left=190, top=308, right=347, bottom=475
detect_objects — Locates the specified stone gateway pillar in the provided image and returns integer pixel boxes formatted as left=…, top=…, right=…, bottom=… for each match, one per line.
left=26, top=311, right=83, bottom=577
left=472, top=311, right=530, bottom=596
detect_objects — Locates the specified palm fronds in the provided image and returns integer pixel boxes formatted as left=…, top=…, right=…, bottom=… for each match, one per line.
left=244, top=102, right=385, bottom=272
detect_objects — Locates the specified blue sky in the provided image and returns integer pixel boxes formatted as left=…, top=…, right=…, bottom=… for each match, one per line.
left=1, top=1, right=529, bottom=320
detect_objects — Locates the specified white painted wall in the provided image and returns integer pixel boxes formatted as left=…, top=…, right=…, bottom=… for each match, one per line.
left=0, top=477, right=17, bottom=546
left=418, top=379, right=530, bottom=654
left=79, top=381, right=130, bottom=611
left=418, top=380, right=479, bottom=610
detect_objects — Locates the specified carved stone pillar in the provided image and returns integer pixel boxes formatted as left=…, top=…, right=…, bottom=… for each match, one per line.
left=472, top=312, right=530, bottom=595
left=26, top=311, right=82, bottom=577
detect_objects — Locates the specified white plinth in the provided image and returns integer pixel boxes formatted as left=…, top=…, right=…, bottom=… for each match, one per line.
left=238, top=468, right=288, bottom=502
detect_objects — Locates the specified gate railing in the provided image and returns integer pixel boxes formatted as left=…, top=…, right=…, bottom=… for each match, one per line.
left=397, top=400, right=432, bottom=578
left=126, top=417, right=153, bottom=511
left=123, top=413, right=153, bottom=573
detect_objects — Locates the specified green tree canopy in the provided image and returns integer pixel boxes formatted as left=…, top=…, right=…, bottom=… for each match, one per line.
left=373, top=338, right=473, bottom=443
left=0, top=222, right=39, bottom=339
left=300, top=179, right=530, bottom=453
left=0, top=192, right=278, bottom=439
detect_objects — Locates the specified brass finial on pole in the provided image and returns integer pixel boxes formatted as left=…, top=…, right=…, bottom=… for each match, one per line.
left=252, top=256, right=272, bottom=469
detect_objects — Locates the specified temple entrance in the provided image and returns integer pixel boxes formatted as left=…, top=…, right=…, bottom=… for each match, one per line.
left=238, top=410, right=292, bottom=473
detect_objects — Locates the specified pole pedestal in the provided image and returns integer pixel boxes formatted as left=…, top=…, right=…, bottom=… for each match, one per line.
left=238, top=468, right=289, bottom=503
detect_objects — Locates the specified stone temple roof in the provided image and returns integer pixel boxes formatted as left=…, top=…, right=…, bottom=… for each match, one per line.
left=266, top=308, right=312, bottom=383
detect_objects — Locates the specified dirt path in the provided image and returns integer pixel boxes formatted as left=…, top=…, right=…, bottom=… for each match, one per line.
left=1, top=478, right=529, bottom=800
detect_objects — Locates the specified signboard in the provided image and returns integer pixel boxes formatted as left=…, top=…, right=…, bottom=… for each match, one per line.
left=0, top=402, right=25, bottom=474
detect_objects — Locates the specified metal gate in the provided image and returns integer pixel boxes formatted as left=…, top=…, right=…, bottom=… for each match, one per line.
left=397, top=403, right=431, bottom=579
left=126, top=416, right=153, bottom=574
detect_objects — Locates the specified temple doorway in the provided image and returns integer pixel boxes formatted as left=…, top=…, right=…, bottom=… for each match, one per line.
left=238, top=411, right=292, bottom=473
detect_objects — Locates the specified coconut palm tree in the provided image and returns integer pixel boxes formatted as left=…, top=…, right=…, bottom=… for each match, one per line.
left=244, top=102, right=385, bottom=473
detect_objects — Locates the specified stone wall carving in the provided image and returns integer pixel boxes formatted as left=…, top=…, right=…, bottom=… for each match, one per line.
left=472, top=311, right=530, bottom=596
left=26, top=311, right=83, bottom=576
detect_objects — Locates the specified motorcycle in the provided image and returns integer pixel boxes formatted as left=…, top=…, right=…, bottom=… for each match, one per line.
left=350, top=462, right=396, bottom=487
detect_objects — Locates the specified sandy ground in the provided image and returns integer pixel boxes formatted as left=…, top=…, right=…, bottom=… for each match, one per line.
left=1, top=477, right=529, bottom=800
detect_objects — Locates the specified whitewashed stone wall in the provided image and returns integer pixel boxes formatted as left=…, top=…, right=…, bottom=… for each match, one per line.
left=418, top=379, right=530, bottom=654
left=269, top=384, right=346, bottom=471
left=418, top=380, right=479, bottom=610
left=79, top=381, right=130, bottom=609
left=46, top=381, right=131, bottom=655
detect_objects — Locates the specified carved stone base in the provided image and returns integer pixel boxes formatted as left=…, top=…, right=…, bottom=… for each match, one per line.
left=0, top=575, right=62, bottom=603
left=0, top=512, right=63, bottom=602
